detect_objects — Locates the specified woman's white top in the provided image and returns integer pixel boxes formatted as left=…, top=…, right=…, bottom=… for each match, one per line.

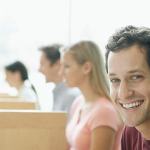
left=18, top=82, right=37, bottom=102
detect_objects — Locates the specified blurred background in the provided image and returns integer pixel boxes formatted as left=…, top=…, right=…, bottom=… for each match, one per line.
left=0, top=0, right=149, bottom=107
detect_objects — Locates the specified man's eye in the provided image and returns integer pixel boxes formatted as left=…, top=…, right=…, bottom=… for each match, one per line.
left=110, top=78, right=120, bottom=83
left=131, top=75, right=143, bottom=80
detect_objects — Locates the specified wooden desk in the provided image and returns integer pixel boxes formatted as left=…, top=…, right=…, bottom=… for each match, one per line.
left=0, top=111, right=67, bottom=150
left=0, top=101, right=36, bottom=109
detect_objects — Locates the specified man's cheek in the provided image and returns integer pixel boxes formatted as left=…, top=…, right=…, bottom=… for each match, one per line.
left=110, top=88, right=116, bottom=102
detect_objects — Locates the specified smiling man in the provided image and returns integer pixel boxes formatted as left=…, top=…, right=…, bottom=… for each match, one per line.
left=106, top=25, right=150, bottom=150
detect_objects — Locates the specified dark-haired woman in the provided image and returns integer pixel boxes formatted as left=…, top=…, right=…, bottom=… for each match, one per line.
left=5, top=61, right=38, bottom=103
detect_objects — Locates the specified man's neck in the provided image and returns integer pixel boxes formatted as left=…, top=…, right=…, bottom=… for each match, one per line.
left=136, top=119, right=150, bottom=140
left=53, top=78, right=63, bottom=84
left=47, top=76, right=63, bottom=84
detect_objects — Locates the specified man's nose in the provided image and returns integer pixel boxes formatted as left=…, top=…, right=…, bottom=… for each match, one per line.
left=117, top=80, right=133, bottom=99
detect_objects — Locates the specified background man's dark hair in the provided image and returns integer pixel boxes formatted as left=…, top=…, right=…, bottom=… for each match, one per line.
left=39, top=44, right=63, bottom=65
left=105, top=25, right=150, bottom=71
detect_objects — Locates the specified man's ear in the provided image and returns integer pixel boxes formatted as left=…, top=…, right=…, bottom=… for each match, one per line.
left=55, top=60, right=62, bottom=75
left=50, top=59, right=60, bottom=67
left=83, top=61, right=92, bottom=75
left=55, top=59, right=61, bottom=65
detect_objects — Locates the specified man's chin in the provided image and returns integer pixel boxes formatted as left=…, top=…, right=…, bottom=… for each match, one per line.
left=123, top=119, right=139, bottom=127
left=124, top=123, right=135, bottom=127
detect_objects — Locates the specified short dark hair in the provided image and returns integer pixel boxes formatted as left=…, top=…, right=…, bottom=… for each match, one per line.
left=105, top=25, right=150, bottom=71
left=5, top=61, right=28, bottom=81
left=39, top=44, right=63, bottom=65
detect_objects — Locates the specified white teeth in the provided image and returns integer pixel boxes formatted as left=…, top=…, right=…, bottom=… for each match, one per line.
left=122, top=101, right=142, bottom=109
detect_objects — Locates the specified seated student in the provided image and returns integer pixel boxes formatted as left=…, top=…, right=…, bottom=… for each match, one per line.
left=39, top=44, right=80, bottom=112
left=62, top=41, right=123, bottom=150
left=5, top=61, right=38, bottom=103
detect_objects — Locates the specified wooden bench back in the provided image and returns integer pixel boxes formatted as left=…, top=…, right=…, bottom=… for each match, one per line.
left=0, top=111, right=67, bottom=150
left=0, top=101, right=36, bottom=109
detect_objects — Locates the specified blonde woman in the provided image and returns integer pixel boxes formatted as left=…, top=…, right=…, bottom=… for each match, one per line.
left=62, top=41, right=123, bottom=150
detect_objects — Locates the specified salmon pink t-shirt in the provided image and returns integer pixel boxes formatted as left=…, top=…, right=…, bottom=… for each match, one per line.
left=66, top=96, right=123, bottom=150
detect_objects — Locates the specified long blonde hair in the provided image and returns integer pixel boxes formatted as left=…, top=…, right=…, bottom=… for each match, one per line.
left=65, top=41, right=110, bottom=99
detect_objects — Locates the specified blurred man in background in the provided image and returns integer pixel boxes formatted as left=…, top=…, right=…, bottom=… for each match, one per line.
left=39, top=44, right=80, bottom=112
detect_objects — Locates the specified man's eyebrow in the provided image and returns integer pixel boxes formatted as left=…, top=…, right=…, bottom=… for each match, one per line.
left=108, top=73, right=116, bottom=77
left=128, top=69, right=144, bottom=74
left=108, top=70, right=144, bottom=77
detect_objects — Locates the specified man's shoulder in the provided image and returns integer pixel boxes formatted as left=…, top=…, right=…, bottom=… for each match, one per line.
left=55, top=82, right=80, bottom=96
left=121, top=126, right=150, bottom=150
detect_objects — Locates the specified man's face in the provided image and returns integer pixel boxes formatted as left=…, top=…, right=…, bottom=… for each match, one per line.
left=39, top=52, right=57, bottom=82
left=107, top=45, right=150, bottom=127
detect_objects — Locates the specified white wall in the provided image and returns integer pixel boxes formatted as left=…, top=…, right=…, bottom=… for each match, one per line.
left=70, top=0, right=150, bottom=55
left=0, top=0, right=150, bottom=110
